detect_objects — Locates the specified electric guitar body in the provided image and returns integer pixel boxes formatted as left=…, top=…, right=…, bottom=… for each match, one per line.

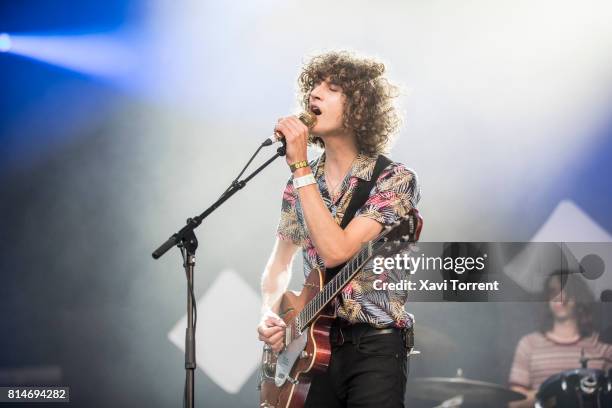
left=259, top=267, right=334, bottom=407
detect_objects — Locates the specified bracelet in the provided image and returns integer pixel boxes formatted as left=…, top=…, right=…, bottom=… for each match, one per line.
left=293, top=174, right=316, bottom=189
left=289, top=160, right=309, bottom=173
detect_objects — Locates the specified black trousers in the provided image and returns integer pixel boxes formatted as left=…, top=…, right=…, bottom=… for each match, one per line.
left=304, top=326, right=409, bottom=408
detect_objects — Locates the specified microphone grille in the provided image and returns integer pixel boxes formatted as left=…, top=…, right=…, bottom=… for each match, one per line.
left=298, top=111, right=317, bottom=129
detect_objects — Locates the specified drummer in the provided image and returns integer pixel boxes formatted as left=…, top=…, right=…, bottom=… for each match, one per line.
left=508, top=270, right=612, bottom=407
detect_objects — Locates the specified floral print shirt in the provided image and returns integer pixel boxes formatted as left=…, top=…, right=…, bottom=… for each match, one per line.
left=277, top=153, right=421, bottom=328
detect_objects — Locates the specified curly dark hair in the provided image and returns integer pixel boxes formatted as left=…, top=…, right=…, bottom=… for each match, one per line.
left=540, top=270, right=597, bottom=338
left=298, top=51, right=400, bottom=155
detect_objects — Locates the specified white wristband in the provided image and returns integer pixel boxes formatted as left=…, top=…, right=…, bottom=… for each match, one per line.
left=293, top=174, right=317, bottom=189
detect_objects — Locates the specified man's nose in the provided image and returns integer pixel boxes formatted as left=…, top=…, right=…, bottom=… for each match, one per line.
left=310, top=83, right=323, bottom=100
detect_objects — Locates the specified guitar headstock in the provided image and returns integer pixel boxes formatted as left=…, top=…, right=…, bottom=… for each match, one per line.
left=375, top=208, right=423, bottom=253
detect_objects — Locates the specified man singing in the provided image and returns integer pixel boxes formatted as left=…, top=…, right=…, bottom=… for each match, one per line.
left=257, top=51, right=420, bottom=407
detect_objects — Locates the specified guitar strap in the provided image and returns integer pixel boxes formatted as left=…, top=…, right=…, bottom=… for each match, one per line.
left=325, top=154, right=392, bottom=282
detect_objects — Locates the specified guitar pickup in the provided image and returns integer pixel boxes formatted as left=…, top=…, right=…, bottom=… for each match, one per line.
left=284, top=325, right=292, bottom=348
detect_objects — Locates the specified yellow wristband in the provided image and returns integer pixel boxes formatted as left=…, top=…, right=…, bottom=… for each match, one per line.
left=289, top=160, right=309, bottom=173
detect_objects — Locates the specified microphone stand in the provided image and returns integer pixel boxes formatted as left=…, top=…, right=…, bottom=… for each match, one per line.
left=152, top=143, right=286, bottom=408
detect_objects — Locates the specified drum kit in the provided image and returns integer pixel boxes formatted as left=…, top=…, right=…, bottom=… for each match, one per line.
left=406, top=361, right=611, bottom=407
left=535, top=353, right=612, bottom=408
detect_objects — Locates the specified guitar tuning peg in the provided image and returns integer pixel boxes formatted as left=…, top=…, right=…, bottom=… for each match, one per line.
left=382, top=237, right=389, bottom=242
left=393, top=240, right=401, bottom=245
left=401, top=235, right=410, bottom=241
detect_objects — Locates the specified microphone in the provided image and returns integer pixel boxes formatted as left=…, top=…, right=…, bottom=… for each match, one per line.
left=262, top=112, right=317, bottom=146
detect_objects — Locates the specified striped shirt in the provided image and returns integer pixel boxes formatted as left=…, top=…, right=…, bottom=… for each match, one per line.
left=509, top=331, right=612, bottom=390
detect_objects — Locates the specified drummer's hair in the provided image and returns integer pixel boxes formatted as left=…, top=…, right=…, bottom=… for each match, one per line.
left=540, top=270, right=596, bottom=337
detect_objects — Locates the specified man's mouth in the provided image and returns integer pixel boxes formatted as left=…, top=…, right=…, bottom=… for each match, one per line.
left=310, top=105, right=322, bottom=116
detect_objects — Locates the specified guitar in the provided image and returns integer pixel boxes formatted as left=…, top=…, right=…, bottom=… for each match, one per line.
left=259, top=208, right=423, bottom=408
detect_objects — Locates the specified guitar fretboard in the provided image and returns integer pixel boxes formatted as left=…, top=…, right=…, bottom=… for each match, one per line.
left=293, top=212, right=417, bottom=334
left=296, top=241, right=380, bottom=332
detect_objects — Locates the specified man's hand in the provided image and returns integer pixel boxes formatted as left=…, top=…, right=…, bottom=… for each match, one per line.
left=275, top=116, right=309, bottom=166
left=257, top=309, right=287, bottom=353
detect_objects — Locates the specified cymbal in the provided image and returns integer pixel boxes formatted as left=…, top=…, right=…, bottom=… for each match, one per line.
left=406, top=375, right=525, bottom=404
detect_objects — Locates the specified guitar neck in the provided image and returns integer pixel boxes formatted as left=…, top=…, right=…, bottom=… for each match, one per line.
left=296, top=242, right=377, bottom=331
left=294, top=210, right=419, bottom=333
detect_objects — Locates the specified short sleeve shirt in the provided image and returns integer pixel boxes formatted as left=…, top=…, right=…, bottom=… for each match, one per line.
left=277, top=153, right=421, bottom=328
left=509, top=332, right=612, bottom=390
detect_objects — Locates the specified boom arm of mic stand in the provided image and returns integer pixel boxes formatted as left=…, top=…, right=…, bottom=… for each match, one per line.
left=152, top=143, right=286, bottom=259
left=152, top=142, right=286, bottom=408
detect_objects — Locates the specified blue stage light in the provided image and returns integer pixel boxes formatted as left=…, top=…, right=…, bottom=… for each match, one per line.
left=0, top=33, right=11, bottom=52
left=3, top=32, right=137, bottom=79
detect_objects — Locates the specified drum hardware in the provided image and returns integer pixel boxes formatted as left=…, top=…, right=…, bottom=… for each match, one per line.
left=580, top=373, right=598, bottom=394
left=537, top=367, right=612, bottom=408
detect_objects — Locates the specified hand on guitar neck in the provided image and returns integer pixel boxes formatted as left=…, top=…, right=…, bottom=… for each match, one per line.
left=258, top=309, right=287, bottom=353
